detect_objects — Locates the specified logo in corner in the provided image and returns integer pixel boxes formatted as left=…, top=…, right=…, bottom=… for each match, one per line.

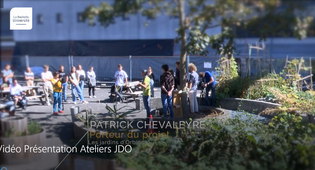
left=10, top=7, right=32, bottom=30
left=1, top=167, right=8, bottom=170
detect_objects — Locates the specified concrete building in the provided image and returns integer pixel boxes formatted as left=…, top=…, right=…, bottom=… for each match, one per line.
left=1, top=0, right=314, bottom=80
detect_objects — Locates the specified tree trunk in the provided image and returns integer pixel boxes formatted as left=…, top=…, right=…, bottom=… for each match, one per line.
left=178, top=0, right=189, bottom=118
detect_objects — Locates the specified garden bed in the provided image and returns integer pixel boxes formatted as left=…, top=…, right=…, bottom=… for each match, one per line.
left=189, top=106, right=225, bottom=119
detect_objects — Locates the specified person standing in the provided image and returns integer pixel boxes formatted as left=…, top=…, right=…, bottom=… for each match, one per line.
left=147, top=67, right=155, bottom=97
left=59, top=65, right=68, bottom=102
left=175, top=61, right=180, bottom=89
left=41, top=65, right=53, bottom=106
left=76, top=65, right=86, bottom=97
left=114, top=64, right=128, bottom=102
left=199, top=71, right=216, bottom=106
left=138, top=70, right=151, bottom=118
left=2, top=64, right=14, bottom=85
left=160, top=64, right=174, bottom=118
left=87, top=66, right=96, bottom=98
left=24, top=67, right=36, bottom=96
left=51, top=71, right=64, bottom=115
left=186, top=63, right=199, bottom=114
left=69, top=66, right=88, bottom=104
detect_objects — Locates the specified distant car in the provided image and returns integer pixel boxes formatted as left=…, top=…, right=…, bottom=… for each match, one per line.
left=30, top=66, right=44, bottom=79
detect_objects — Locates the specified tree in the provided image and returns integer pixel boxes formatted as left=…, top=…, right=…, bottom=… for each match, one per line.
left=82, top=0, right=313, bottom=117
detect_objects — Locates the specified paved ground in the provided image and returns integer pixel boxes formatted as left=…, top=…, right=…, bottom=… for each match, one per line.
left=3, top=87, right=153, bottom=170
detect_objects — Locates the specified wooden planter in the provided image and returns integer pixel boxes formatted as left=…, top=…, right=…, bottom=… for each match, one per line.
left=0, top=116, right=28, bottom=137
left=0, top=128, right=46, bottom=165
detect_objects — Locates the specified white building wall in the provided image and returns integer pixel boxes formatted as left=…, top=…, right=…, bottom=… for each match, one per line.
left=3, top=0, right=221, bottom=41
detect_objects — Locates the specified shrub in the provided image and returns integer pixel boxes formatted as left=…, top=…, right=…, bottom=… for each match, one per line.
left=117, top=113, right=315, bottom=170
left=28, top=121, right=42, bottom=135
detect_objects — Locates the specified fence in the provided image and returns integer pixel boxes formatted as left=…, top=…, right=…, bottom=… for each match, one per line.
left=13, top=55, right=221, bottom=82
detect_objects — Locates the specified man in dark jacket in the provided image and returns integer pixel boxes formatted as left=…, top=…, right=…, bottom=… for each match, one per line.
left=160, top=64, right=174, bottom=118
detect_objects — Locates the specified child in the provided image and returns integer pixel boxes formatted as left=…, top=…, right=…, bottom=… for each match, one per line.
left=51, top=71, right=64, bottom=115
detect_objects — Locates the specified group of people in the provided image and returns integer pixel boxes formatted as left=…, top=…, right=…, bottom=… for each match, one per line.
left=0, top=64, right=27, bottom=117
left=0, top=64, right=97, bottom=115
left=40, top=65, right=97, bottom=114
left=0, top=61, right=215, bottom=117
left=113, top=61, right=216, bottom=119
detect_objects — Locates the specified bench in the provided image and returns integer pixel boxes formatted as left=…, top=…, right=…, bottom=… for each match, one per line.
left=109, top=91, right=142, bottom=102
left=126, top=91, right=143, bottom=101
left=26, top=95, right=45, bottom=105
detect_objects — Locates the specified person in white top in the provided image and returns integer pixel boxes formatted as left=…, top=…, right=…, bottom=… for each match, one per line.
left=69, top=66, right=88, bottom=105
left=87, top=66, right=96, bottom=98
left=41, top=65, right=54, bottom=105
left=24, top=67, right=36, bottom=96
left=10, top=79, right=26, bottom=109
left=114, top=64, right=128, bottom=102
left=76, top=65, right=86, bottom=97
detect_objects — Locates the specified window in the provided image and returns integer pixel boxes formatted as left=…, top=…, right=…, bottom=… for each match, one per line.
left=77, top=13, right=83, bottom=23
left=147, top=15, right=155, bottom=20
left=1, top=10, right=13, bottom=36
left=37, top=14, right=43, bottom=24
left=169, top=15, right=179, bottom=19
left=57, top=13, right=62, bottom=23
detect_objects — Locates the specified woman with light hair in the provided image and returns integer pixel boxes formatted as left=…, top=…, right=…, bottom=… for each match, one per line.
left=24, top=67, right=36, bottom=96
left=185, top=63, right=199, bottom=114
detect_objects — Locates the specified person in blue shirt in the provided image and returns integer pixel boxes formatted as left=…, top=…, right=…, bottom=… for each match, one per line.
left=199, top=71, right=216, bottom=106
left=2, top=64, right=14, bottom=85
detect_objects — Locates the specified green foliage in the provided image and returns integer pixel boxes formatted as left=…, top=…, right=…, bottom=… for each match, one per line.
left=105, top=104, right=134, bottom=119
left=244, top=73, right=285, bottom=100
left=82, top=0, right=313, bottom=56
left=215, top=56, right=243, bottom=99
left=77, top=102, right=134, bottom=128
left=215, top=57, right=315, bottom=114
left=117, top=114, right=315, bottom=170
left=28, top=121, right=42, bottom=135
left=4, top=127, right=15, bottom=138
left=3, top=121, right=41, bottom=137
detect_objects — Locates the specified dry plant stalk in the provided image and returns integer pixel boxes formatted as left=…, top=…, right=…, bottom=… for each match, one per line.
left=259, top=107, right=300, bottom=116
left=266, top=87, right=295, bottom=105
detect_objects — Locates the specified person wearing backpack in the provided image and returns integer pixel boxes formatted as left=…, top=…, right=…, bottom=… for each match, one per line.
left=160, top=64, right=174, bottom=118
left=87, top=66, right=96, bottom=98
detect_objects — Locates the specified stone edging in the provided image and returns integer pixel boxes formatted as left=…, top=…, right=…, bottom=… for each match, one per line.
left=217, top=98, right=281, bottom=114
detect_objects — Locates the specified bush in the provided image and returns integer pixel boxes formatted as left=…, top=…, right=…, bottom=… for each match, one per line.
left=117, top=114, right=315, bottom=170
left=28, top=121, right=42, bottom=135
